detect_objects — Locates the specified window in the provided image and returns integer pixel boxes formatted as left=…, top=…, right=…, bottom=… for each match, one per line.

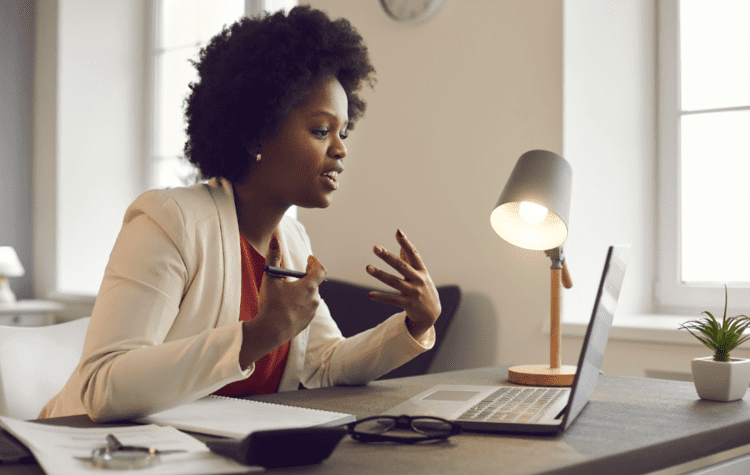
left=151, top=0, right=246, bottom=189
left=658, top=0, right=750, bottom=311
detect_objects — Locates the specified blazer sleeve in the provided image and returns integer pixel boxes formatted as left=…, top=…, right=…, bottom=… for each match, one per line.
left=283, top=220, right=436, bottom=388
left=77, top=191, right=250, bottom=422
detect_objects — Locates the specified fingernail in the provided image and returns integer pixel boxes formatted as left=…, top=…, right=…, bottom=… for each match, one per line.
left=397, top=229, right=404, bottom=238
left=270, top=236, right=279, bottom=250
left=373, top=245, right=383, bottom=254
left=366, top=265, right=376, bottom=274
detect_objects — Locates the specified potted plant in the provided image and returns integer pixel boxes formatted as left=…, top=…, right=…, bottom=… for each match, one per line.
left=679, top=285, right=750, bottom=401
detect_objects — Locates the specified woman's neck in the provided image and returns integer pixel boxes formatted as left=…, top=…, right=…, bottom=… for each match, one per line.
left=232, top=180, right=290, bottom=254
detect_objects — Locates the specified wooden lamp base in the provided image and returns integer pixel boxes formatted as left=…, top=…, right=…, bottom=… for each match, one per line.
left=507, top=255, right=576, bottom=387
left=508, top=364, right=577, bottom=387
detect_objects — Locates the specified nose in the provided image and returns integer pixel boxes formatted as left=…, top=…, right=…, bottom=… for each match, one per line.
left=329, top=136, right=347, bottom=160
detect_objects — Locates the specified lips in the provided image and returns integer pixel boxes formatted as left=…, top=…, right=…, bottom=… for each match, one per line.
left=321, top=168, right=343, bottom=190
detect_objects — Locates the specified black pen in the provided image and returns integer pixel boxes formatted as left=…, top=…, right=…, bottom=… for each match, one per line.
left=263, top=265, right=307, bottom=279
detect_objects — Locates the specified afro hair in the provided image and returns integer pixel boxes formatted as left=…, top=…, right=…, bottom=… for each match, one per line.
left=183, top=5, right=375, bottom=182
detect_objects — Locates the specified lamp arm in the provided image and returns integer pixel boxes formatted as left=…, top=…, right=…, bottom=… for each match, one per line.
left=561, top=260, right=572, bottom=289
left=544, top=246, right=573, bottom=288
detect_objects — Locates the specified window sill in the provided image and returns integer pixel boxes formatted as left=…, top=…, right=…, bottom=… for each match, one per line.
left=552, top=314, right=705, bottom=347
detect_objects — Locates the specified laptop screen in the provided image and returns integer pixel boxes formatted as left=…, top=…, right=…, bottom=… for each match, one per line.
left=562, top=245, right=630, bottom=430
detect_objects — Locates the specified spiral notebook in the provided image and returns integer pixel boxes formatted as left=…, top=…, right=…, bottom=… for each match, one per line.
left=136, top=395, right=355, bottom=438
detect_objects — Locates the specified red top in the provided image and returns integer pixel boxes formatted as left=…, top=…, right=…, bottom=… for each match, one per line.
left=213, top=235, right=290, bottom=397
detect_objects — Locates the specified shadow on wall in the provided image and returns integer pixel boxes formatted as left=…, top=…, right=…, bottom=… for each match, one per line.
left=428, top=291, right=500, bottom=373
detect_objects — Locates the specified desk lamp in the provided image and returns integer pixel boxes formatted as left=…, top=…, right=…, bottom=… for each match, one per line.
left=490, top=150, right=575, bottom=386
left=0, top=246, right=25, bottom=304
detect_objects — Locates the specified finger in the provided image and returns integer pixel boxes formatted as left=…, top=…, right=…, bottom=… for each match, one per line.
left=303, top=255, right=327, bottom=286
left=367, top=290, right=409, bottom=309
left=366, top=264, right=410, bottom=293
left=373, top=245, right=419, bottom=281
left=265, top=235, right=282, bottom=267
left=395, top=229, right=426, bottom=271
left=262, top=236, right=285, bottom=285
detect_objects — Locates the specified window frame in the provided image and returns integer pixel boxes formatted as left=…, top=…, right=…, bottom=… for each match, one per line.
left=656, top=0, right=750, bottom=312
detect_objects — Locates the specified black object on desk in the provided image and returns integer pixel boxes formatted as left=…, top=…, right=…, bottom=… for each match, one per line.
left=205, top=426, right=347, bottom=468
left=0, top=429, right=33, bottom=465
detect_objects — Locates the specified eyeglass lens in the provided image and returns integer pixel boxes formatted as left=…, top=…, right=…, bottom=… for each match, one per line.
left=355, top=417, right=455, bottom=437
left=410, top=418, right=455, bottom=436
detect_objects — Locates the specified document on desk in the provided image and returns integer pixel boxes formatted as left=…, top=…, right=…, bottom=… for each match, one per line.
left=137, top=395, right=355, bottom=438
left=0, top=416, right=256, bottom=475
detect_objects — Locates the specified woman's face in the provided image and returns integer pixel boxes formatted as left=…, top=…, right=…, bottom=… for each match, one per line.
left=255, top=75, right=349, bottom=209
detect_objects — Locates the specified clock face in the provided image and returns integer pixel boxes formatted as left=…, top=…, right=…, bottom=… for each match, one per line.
left=380, top=0, right=446, bottom=24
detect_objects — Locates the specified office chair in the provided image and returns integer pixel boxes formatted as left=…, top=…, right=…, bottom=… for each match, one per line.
left=318, top=279, right=461, bottom=380
left=0, top=317, right=90, bottom=420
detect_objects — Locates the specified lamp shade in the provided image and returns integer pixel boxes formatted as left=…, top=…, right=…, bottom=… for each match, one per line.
left=490, top=150, right=572, bottom=251
left=0, top=246, right=25, bottom=277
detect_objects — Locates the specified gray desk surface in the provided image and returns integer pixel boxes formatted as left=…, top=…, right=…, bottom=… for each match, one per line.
left=5, top=366, right=750, bottom=474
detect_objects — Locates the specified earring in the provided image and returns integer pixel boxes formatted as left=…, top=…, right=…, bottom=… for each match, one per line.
left=242, top=139, right=261, bottom=162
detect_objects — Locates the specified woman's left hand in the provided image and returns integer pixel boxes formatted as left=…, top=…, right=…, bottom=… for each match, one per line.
left=366, top=229, right=441, bottom=340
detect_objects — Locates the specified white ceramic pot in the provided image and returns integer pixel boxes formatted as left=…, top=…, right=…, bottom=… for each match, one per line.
left=691, top=356, right=750, bottom=402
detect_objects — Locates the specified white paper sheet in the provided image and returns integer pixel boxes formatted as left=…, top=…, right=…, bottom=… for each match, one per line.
left=0, top=416, right=258, bottom=475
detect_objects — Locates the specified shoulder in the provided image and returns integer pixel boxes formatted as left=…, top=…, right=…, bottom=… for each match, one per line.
left=123, top=179, right=235, bottom=243
left=125, top=179, right=231, bottom=224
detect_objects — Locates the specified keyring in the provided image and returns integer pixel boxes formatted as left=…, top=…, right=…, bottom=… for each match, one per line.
left=75, top=434, right=186, bottom=469
left=86, top=445, right=160, bottom=469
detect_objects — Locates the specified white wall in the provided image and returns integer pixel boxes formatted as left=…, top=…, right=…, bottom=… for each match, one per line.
left=561, top=0, right=658, bottom=376
left=56, top=0, right=147, bottom=295
left=562, top=0, right=656, bottom=324
left=34, top=0, right=147, bottom=312
left=303, top=0, right=563, bottom=371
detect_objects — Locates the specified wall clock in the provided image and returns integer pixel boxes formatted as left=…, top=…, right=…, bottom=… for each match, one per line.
left=379, top=0, right=446, bottom=25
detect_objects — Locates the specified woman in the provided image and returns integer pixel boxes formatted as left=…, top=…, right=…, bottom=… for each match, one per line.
left=40, top=6, right=441, bottom=422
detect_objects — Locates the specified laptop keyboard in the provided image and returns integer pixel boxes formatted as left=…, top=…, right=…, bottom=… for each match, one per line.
left=457, top=387, right=566, bottom=424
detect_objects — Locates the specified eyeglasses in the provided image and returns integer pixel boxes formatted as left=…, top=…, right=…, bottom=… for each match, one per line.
left=346, top=415, right=462, bottom=444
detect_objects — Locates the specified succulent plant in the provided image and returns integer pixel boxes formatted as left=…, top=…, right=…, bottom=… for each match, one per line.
left=678, top=285, right=750, bottom=362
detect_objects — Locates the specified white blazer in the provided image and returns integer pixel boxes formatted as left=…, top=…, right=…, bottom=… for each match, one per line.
left=40, top=178, right=433, bottom=422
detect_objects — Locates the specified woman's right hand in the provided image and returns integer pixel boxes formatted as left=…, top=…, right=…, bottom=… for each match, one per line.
left=239, top=236, right=327, bottom=368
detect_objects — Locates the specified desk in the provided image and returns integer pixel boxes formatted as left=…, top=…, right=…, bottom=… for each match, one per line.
left=5, top=366, right=750, bottom=474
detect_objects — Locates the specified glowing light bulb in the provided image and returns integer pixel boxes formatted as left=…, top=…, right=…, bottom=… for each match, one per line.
left=519, top=201, right=548, bottom=224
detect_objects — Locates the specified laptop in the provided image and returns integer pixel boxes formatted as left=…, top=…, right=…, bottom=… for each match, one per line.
left=382, top=244, right=631, bottom=434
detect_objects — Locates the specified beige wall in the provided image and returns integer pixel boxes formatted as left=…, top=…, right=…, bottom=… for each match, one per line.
left=302, top=0, right=563, bottom=372
left=28, top=0, right=724, bottom=379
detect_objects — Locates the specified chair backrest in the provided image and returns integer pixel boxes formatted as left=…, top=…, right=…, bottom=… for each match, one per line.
left=318, top=279, right=461, bottom=380
left=0, top=317, right=90, bottom=420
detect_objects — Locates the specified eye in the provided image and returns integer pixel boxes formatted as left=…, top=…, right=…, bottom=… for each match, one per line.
left=339, top=132, right=349, bottom=140
left=312, top=129, right=329, bottom=138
